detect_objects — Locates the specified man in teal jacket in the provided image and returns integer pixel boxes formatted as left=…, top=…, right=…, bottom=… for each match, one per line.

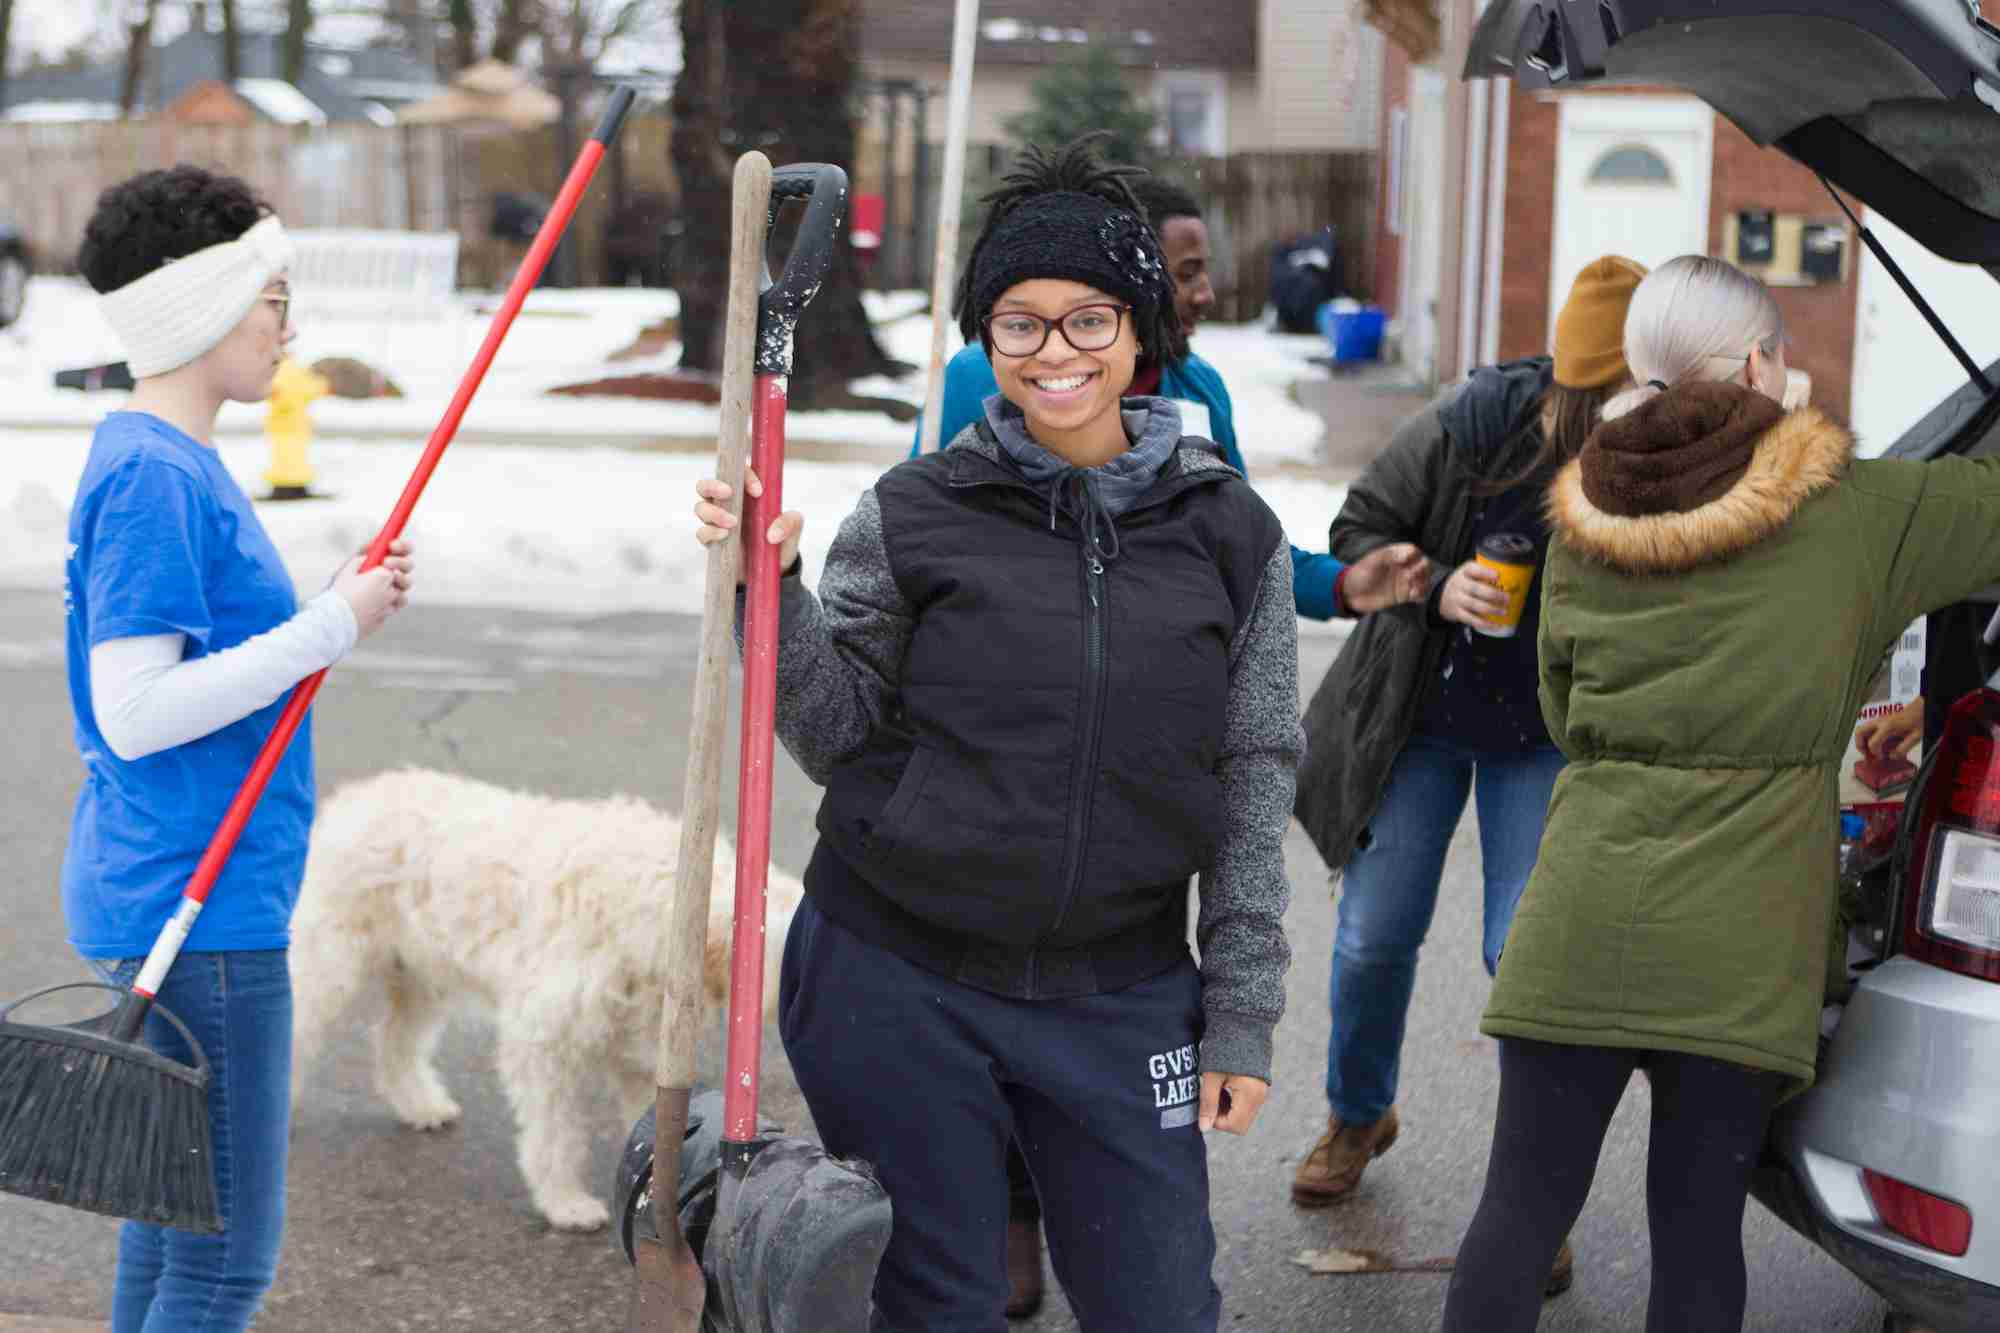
left=913, top=176, right=1357, bottom=620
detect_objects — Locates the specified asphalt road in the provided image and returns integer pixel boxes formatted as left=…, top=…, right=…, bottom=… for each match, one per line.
left=0, top=590, right=1891, bottom=1331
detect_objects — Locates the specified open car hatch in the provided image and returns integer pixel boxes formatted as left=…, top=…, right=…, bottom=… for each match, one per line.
left=1465, top=2, right=2000, bottom=266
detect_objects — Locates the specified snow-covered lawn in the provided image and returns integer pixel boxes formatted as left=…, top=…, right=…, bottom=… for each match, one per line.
left=0, top=280, right=1350, bottom=631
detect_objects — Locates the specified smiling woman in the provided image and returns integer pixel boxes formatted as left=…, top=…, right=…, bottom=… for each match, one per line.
left=984, top=283, right=1139, bottom=465
left=688, top=136, right=1307, bottom=1329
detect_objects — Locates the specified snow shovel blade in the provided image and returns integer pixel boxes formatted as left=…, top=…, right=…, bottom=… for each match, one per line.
left=705, top=1137, right=891, bottom=1333
left=627, top=1089, right=705, bottom=1333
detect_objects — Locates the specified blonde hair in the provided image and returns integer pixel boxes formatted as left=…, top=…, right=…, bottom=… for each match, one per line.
left=1601, top=255, right=1783, bottom=421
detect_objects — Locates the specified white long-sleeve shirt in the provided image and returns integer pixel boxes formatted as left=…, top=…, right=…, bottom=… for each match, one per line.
left=88, top=589, right=358, bottom=761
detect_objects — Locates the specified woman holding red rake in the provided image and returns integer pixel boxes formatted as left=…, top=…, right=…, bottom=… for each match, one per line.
left=62, top=165, right=413, bottom=1332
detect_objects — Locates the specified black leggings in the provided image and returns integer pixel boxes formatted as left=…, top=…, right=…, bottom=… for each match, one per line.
left=1442, top=1038, right=1786, bottom=1333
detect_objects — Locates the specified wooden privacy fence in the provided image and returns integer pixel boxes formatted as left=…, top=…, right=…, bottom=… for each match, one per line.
left=1178, top=150, right=1379, bottom=322
left=0, top=121, right=459, bottom=270
left=0, top=115, right=678, bottom=289
left=861, top=142, right=1379, bottom=322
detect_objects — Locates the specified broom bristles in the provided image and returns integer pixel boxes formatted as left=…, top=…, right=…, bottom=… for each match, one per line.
left=0, top=1020, right=220, bottom=1234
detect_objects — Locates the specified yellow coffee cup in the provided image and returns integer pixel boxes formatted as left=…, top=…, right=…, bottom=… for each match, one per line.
left=1472, top=533, right=1536, bottom=638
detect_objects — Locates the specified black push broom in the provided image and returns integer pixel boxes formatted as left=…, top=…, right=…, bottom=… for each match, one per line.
left=0, top=86, right=636, bottom=1235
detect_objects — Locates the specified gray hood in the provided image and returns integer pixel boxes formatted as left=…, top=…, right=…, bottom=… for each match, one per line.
left=979, top=394, right=1185, bottom=518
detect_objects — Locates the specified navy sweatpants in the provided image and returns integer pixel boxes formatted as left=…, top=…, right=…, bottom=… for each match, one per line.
left=779, top=896, right=1222, bottom=1333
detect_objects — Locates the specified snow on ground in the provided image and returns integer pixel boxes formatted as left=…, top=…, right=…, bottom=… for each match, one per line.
left=0, top=281, right=1349, bottom=631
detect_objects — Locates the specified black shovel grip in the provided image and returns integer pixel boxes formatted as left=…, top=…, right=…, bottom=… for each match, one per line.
left=757, top=163, right=849, bottom=375
left=590, top=85, right=636, bottom=146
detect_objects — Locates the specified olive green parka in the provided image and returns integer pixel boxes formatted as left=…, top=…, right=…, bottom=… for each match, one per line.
left=1484, top=391, right=2000, bottom=1087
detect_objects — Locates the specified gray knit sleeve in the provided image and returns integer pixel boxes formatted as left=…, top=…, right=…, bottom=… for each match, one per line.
left=1195, top=538, right=1301, bottom=1084
left=735, top=487, right=913, bottom=786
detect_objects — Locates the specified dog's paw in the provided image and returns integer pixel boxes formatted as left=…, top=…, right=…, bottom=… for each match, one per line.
left=391, top=1093, right=462, bottom=1131
left=539, top=1194, right=611, bottom=1232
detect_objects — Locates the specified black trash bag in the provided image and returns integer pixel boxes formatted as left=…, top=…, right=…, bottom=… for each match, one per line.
left=614, top=1087, right=780, bottom=1270
left=614, top=1089, right=890, bottom=1333
left=706, top=1139, right=890, bottom=1333
left=602, top=190, right=676, bottom=288
left=1269, top=225, right=1342, bottom=333
left=490, top=191, right=551, bottom=244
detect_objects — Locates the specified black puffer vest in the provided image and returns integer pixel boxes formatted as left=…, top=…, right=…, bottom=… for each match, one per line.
left=806, top=435, right=1283, bottom=999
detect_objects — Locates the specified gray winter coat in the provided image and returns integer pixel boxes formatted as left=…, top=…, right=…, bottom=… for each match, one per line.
left=1293, top=359, right=1551, bottom=872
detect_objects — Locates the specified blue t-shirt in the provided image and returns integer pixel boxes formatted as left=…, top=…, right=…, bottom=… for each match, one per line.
left=911, top=345, right=1345, bottom=619
left=62, top=412, right=316, bottom=958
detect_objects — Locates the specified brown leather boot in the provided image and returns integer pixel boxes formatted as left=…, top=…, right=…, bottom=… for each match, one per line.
left=1004, top=1216, right=1044, bottom=1319
left=1545, top=1237, right=1575, bottom=1298
left=1290, top=1106, right=1401, bottom=1206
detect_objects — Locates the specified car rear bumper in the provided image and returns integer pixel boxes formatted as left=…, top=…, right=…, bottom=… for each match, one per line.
left=1759, top=957, right=2000, bottom=1327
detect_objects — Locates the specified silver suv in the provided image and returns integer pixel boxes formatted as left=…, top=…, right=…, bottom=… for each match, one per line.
left=1469, top=5, right=2000, bottom=1330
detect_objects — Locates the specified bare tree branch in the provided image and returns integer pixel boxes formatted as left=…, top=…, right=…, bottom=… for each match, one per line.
left=217, top=0, right=242, bottom=80
left=448, top=0, right=476, bottom=70
left=120, top=0, right=162, bottom=117
left=0, top=0, right=16, bottom=110
left=488, top=0, right=536, bottom=62
left=282, top=0, right=312, bottom=84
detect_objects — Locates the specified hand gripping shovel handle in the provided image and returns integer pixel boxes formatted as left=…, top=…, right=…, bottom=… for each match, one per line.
left=629, top=151, right=772, bottom=1333
left=108, top=88, right=639, bottom=1043
left=725, top=163, right=849, bottom=1153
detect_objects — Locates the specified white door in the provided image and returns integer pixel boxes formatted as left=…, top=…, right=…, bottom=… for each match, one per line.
left=1551, top=95, right=1713, bottom=340
left=1850, top=207, right=2000, bottom=456
left=1399, top=67, right=1449, bottom=388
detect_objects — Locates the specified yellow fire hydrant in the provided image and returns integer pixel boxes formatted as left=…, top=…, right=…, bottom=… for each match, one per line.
left=264, top=358, right=331, bottom=500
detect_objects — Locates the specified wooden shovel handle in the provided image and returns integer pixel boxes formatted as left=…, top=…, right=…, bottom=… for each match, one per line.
left=656, top=151, right=773, bottom=1091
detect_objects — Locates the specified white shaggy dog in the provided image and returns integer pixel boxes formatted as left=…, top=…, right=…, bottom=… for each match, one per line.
left=290, top=768, right=802, bottom=1231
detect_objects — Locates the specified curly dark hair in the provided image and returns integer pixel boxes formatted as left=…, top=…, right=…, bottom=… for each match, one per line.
left=77, top=164, right=271, bottom=294
left=953, top=134, right=1189, bottom=372
left=1129, top=176, right=1203, bottom=227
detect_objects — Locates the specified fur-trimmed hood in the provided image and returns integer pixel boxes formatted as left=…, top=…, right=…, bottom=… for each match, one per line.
left=1548, top=393, right=1854, bottom=574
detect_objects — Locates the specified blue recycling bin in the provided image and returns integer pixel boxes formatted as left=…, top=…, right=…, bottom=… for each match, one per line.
left=1317, top=302, right=1386, bottom=364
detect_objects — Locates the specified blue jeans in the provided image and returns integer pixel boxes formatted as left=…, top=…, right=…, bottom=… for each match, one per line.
left=86, top=950, right=292, bottom=1333
left=1325, top=736, right=1564, bottom=1124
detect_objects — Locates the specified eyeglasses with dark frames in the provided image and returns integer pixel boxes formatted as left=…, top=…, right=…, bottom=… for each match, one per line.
left=984, top=303, right=1131, bottom=358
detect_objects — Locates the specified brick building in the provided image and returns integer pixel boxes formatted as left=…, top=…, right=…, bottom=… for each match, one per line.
left=1361, top=0, right=2000, bottom=427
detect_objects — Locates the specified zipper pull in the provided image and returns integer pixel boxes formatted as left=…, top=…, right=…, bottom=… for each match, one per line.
left=1087, top=555, right=1104, bottom=607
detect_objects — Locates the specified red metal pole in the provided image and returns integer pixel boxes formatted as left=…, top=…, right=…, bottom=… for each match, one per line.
left=174, top=138, right=614, bottom=914
left=724, top=372, right=787, bottom=1143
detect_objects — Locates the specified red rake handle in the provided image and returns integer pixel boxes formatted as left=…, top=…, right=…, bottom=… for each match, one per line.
left=720, top=162, right=847, bottom=1150
left=723, top=374, right=789, bottom=1144
left=117, top=90, right=636, bottom=1026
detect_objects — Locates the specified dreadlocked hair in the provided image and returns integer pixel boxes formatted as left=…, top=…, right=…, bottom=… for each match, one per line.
left=954, top=133, right=1190, bottom=371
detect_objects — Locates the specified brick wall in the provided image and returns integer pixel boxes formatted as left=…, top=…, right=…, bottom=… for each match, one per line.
left=1706, top=114, right=1861, bottom=422
left=1496, top=84, right=1558, bottom=366
left=1372, top=37, right=1409, bottom=315
left=1495, top=89, right=1860, bottom=420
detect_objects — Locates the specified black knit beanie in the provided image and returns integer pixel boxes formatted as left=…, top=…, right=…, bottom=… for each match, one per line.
left=961, top=190, right=1176, bottom=357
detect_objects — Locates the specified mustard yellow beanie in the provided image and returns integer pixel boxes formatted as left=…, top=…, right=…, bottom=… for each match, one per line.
left=1553, top=255, right=1647, bottom=389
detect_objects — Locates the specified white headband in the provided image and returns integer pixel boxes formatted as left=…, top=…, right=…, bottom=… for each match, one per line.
left=97, top=215, right=294, bottom=379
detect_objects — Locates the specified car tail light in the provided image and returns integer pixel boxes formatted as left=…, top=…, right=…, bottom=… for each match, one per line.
left=1863, top=1169, right=1973, bottom=1257
left=1902, top=688, right=2000, bottom=981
